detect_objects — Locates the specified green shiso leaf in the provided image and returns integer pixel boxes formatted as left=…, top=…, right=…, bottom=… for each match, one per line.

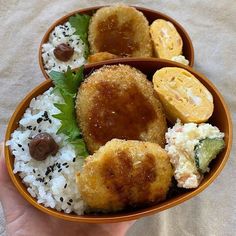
left=69, top=13, right=91, bottom=58
left=70, top=139, right=88, bottom=157
left=49, top=66, right=84, bottom=94
left=49, top=66, right=88, bottom=157
left=53, top=90, right=80, bottom=140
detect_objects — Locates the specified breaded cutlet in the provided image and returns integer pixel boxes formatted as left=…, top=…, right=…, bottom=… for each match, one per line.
left=76, top=64, right=167, bottom=153
left=76, top=139, right=173, bottom=212
left=88, top=4, right=153, bottom=57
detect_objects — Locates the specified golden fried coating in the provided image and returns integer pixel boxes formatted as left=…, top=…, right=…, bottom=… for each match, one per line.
left=87, top=52, right=119, bottom=63
left=76, top=139, right=173, bottom=212
left=76, top=64, right=167, bottom=153
left=88, top=4, right=152, bottom=57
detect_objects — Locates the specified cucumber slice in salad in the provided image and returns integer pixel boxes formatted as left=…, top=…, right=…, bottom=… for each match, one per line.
left=194, top=138, right=225, bottom=173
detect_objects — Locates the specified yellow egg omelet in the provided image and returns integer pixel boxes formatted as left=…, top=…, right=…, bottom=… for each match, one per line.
left=153, top=67, right=214, bottom=123
left=150, top=19, right=183, bottom=59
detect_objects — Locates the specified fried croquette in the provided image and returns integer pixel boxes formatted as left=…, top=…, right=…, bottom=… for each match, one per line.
left=76, top=64, right=167, bottom=153
left=88, top=4, right=152, bottom=57
left=88, top=52, right=119, bottom=63
left=76, top=139, right=173, bottom=212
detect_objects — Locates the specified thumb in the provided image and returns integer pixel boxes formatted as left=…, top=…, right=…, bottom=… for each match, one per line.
left=0, top=143, right=29, bottom=215
left=0, top=143, right=12, bottom=186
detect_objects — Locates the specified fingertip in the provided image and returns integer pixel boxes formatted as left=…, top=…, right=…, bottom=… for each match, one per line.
left=0, top=142, right=11, bottom=184
left=0, top=142, right=4, bottom=158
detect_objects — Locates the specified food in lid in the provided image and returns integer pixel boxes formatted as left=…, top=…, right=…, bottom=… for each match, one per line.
left=88, top=4, right=152, bottom=57
left=150, top=19, right=183, bottom=60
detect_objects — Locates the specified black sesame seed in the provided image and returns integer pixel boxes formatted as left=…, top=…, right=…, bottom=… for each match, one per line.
left=27, top=143, right=29, bottom=146
left=22, top=148, right=25, bottom=151
left=62, top=163, right=68, bottom=166
left=44, top=182, right=47, bottom=185
left=66, top=165, right=69, bottom=168
left=49, top=176, right=52, bottom=180
left=43, top=111, right=48, bottom=118
left=38, top=174, right=40, bottom=176
left=37, top=118, right=43, bottom=123
left=47, top=53, right=49, bottom=56
left=67, top=202, right=71, bottom=206
left=60, top=197, right=63, bottom=202
left=33, top=127, right=36, bottom=131
left=38, top=129, right=41, bottom=133
left=73, top=158, right=76, bottom=162
left=36, top=177, right=43, bottom=182
left=58, top=168, right=62, bottom=172
left=64, top=183, right=67, bottom=189
left=18, top=144, right=22, bottom=147
left=69, top=199, right=73, bottom=202
left=49, top=119, right=52, bottom=124
left=33, top=169, right=36, bottom=173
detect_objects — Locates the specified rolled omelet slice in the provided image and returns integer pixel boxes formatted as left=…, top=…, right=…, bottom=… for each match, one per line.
left=153, top=67, right=214, bottom=123
left=150, top=19, right=183, bottom=59
left=76, top=139, right=173, bottom=212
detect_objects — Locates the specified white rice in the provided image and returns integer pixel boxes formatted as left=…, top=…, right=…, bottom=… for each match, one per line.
left=6, top=88, right=86, bottom=214
left=165, top=120, right=224, bottom=188
left=42, top=22, right=86, bottom=74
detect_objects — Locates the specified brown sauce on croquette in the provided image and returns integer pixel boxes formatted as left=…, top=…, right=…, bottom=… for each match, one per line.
left=95, top=15, right=139, bottom=56
left=88, top=81, right=157, bottom=145
left=101, top=151, right=157, bottom=206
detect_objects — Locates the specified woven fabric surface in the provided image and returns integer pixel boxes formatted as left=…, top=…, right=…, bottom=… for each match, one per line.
left=0, top=1, right=235, bottom=235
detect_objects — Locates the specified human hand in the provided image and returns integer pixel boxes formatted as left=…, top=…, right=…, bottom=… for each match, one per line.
left=0, top=144, right=135, bottom=236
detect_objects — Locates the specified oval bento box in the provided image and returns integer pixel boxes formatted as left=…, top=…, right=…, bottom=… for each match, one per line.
left=39, top=6, right=194, bottom=80
left=5, top=58, right=231, bottom=223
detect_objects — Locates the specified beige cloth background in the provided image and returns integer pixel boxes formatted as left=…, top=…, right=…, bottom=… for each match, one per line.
left=0, top=0, right=235, bottom=235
